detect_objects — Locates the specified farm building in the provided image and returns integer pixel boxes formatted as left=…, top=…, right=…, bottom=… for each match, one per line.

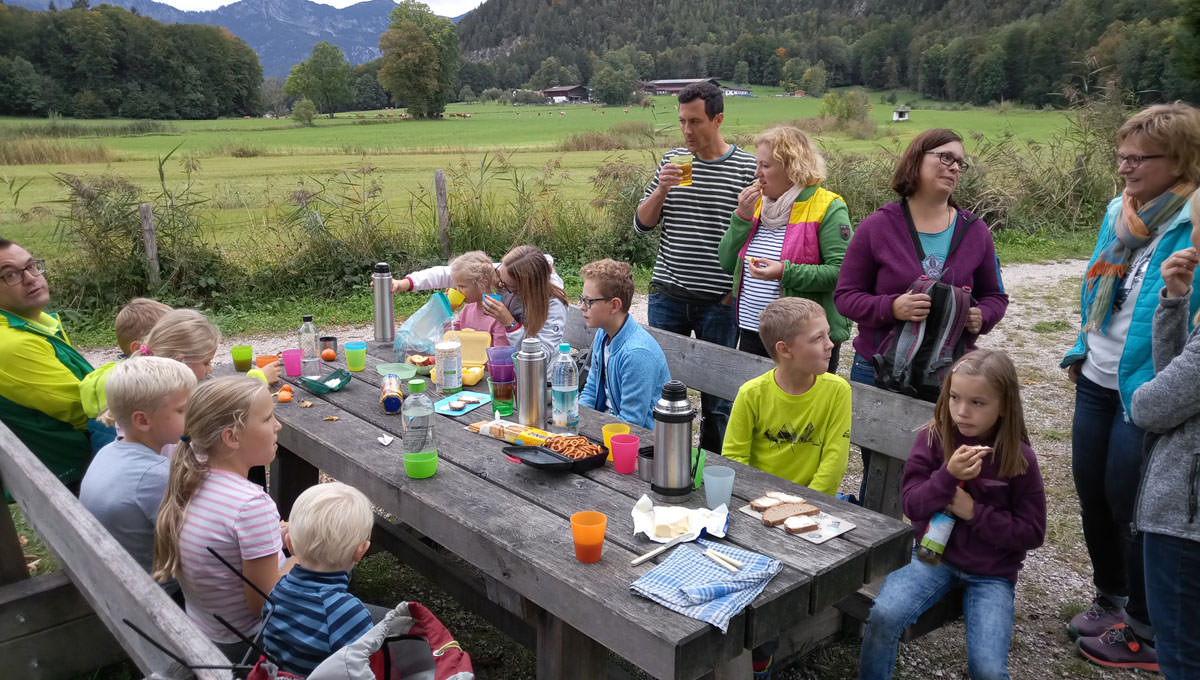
left=642, top=78, right=722, bottom=95
left=893, top=105, right=911, bottom=121
left=540, top=85, right=589, bottom=103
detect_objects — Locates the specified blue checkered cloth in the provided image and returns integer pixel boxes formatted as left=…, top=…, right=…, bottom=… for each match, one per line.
left=629, top=538, right=782, bottom=633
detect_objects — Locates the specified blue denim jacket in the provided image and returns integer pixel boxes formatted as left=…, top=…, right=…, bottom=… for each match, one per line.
left=579, top=315, right=672, bottom=430
left=1061, top=195, right=1200, bottom=410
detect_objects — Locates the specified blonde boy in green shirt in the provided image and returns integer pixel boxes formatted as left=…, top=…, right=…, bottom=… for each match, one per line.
left=722, top=297, right=851, bottom=496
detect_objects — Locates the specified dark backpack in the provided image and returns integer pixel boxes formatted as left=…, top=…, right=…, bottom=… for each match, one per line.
left=872, top=199, right=978, bottom=402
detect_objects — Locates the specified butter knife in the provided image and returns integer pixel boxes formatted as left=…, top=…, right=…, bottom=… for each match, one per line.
left=630, top=531, right=697, bottom=566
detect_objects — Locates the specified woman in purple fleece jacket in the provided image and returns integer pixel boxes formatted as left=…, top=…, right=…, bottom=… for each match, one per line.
left=859, top=350, right=1045, bottom=680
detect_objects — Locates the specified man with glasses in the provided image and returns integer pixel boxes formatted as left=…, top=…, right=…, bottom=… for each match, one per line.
left=0, top=239, right=109, bottom=494
left=635, top=81, right=756, bottom=452
left=577, top=259, right=671, bottom=430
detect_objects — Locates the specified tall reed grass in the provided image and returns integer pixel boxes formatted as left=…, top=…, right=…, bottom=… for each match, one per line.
left=0, top=139, right=113, bottom=165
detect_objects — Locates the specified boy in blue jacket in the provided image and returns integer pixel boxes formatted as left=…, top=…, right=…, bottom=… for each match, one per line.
left=578, top=259, right=672, bottom=430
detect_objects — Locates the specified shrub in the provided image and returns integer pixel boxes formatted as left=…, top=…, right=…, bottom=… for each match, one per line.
left=292, top=99, right=317, bottom=126
left=558, top=132, right=626, bottom=151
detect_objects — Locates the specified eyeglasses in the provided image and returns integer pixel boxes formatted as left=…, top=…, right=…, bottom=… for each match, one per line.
left=578, top=295, right=610, bottom=310
left=1, top=259, right=45, bottom=286
left=925, top=151, right=969, bottom=172
left=1115, top=153, right=1165, bottom=169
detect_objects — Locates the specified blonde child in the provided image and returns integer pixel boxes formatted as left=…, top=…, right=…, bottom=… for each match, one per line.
left=261, top=482, right=376, bottom=675
left=153, top=375, right=295, bottom=659
left=449, top=250, right=509, bottom=347
left=80, top=297, right=172, bottom=421
left=80, top=357, right=196, bottom=578
left=143, top=308, right=280, bottom=384
left=723, top=297, right=851, bottom=496
left=859, top=349, right=1046, bottom=680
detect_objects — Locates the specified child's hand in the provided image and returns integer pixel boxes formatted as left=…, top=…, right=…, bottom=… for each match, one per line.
left=946, top=444, right=988, bottom=480
left=280, top=520, right=292, bottom=554
left=259, top=359, right=282, bottom=385
left=947, top=486, right=975, bottom=520
left=1161, top=247, right=1199, bottom=299
left=747, top=257, right=782, bottom=280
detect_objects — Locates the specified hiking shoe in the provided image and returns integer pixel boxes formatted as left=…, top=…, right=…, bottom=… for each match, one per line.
left=1076, top=623, right=1159, bottom=672
left=752, top=656, right=773, bottom=680
left=1068, top=597, right=1126, bottom=638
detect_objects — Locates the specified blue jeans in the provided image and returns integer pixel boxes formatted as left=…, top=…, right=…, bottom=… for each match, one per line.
left=850, top=354, right=876, bottom=502
left=1071, top=373, right=1149, bottom=625
left=1144, top=532, right=1200, bottom=678
left=859, top=552, right=1014, bottom=680
left=648, top=292, right=737, bottom=454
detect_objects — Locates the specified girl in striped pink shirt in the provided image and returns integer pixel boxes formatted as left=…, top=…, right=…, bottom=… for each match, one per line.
left=153, top=376, right=295, bottom=659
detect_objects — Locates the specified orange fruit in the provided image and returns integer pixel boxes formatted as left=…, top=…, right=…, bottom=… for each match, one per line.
left=321, top=348, right=336, bottom=361
left=277, top=391, right=293, bottom=403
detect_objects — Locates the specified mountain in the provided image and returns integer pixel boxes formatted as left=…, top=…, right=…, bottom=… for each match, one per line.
left=2, top=0, right=447, bottom=77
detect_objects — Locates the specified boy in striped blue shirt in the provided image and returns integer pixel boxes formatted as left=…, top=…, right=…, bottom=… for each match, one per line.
left=261, top=482, right=376, bottom=675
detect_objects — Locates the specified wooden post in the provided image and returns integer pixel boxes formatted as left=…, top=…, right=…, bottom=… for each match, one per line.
left=434, top=169, right=451, bottom=260
left=138, top=203, right=160, bottom=289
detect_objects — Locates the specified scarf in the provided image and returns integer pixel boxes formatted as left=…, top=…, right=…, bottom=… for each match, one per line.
left=1083, top=181, right=1196, bottom=332
left=757, top=185, right=802, bottom=229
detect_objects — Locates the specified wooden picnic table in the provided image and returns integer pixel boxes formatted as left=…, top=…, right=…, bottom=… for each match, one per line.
left=261, top=347, right=911, bottom=680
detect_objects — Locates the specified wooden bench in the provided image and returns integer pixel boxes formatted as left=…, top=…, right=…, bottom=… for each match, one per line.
left=0, top=422, right=230, bottom=680
left=561, top=306, right=962, bottom=645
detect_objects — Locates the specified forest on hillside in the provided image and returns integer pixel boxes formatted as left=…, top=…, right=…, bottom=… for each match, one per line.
left=457, top=0, right=1200, bottom=106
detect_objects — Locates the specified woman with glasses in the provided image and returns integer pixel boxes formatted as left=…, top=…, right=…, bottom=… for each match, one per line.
left=1060, top=102, right=1200, bottom=672
left=390, top=244, right=569, bottom=359
left=717, top=125, right=852, bottom=372
left=834, top=129, right=1008, bottom=501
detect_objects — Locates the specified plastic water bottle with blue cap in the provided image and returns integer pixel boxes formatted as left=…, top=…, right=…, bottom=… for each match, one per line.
left=550, top=343, right=579, bottom=434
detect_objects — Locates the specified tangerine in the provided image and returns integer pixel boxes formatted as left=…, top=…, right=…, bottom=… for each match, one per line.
left=321, top=348, right=336, bottom=361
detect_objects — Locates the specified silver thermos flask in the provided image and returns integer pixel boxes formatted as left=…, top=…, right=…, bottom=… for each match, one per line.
left=514, top=338, right=547, bottom=427
left=652, top=380, right=697, bottom=503
left=372, top=262, right=395, bottom=343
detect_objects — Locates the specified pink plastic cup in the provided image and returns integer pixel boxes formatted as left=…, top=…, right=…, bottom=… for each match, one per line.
left=610, top=433, right=639, bottom=474
left=281, top=348, right=303, bottom=377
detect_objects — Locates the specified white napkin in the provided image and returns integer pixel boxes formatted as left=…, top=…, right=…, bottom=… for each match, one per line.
left=631, top=494, right=728, bottom=543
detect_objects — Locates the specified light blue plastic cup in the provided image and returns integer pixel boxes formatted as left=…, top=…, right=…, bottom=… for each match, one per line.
left=703, top=466, right=735, bottom=510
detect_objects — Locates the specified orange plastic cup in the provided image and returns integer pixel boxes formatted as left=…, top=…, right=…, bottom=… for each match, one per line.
left=256, top=354, right=279, bottom=369
left=570, top=511, right=607, bottom=563
left=602, top=423, right=630, bottom=462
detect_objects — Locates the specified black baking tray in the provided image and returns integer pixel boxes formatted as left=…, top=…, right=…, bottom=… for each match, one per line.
left=502, top=442, right=607, bottom=472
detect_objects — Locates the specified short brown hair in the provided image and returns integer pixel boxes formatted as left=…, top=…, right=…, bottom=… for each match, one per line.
left=115, top=297, right=172, bottom=355
left=757, top=297, right=825, bottom=361
left=1118, top=102, right=1200, bottom=185
left=579, top=259, right=634, bottom=312
left=891, top=128, right=964, bottom=202
left=754, top=126, right=826, bottom=187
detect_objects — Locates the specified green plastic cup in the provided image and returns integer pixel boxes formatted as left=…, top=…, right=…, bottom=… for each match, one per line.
left=345, top=341, right=367, bottom=372
left=231, top=345, right=253, bottom=372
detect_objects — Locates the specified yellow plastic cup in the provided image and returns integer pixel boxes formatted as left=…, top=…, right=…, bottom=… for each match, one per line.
left=446, top=288, right=466, bottom=311
left=345, top=341, right=367, bottom=372
left=602, top=423, right=630, bottom=462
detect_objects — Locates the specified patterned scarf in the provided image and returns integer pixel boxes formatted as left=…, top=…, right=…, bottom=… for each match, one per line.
left=1083, top=181, right=1196, bottom=332
left=758, top=185, right=802, bottom=229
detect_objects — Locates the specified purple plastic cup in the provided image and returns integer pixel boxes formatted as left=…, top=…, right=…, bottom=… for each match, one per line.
left=489, top=362, right=516, bottom=382
left=281, top=348, right=303, bottom=377
left=486, top=345, right=517, bottom=366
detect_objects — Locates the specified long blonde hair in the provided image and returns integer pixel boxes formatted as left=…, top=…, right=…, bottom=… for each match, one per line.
left=502, top=245, right=567, bottom=336
left=143, top=308, right=220, bottom=364
left=928, top=349, right=1029, bottom=479
left=449, top=250, right=497, bottom=290
left=152, top=376, right=267, bottom=582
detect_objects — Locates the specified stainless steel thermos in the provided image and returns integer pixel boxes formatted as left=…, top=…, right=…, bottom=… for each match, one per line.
left=372, top=262, right=395, bottom=343
left=652, top=380, right=697, bottom=503
left=514, top=338, right=547, bottom=427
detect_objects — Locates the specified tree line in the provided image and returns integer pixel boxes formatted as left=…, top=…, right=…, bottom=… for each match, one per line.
left=0, top=2, right=262, bottom=118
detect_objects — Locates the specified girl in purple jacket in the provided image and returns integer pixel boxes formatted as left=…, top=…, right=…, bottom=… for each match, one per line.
left=859, top=349, right=1046, bottom=680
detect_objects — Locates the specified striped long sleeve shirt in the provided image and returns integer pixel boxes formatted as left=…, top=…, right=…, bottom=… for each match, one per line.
left=635, top=146, right=758, bottom=300
left=261, top=565, right=374, bottom=675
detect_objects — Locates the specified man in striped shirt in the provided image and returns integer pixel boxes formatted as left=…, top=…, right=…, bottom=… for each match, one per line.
left=635, top=81, right=757, bottom=453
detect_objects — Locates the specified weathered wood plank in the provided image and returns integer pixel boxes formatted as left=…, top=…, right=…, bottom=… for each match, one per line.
left=848, top=383, right=932, bottom=461
left=535, top=606, right=606, bottom=680
left=0, top=421, right=230, bottom=680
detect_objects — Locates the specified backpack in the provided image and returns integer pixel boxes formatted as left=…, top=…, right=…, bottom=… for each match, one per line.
left=872, top=199, right=978, bottom=402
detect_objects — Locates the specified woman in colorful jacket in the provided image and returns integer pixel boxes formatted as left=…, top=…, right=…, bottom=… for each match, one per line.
left=1059, top=103, right=1200, bottom=672
left=718, top=125, right=852, bottom=373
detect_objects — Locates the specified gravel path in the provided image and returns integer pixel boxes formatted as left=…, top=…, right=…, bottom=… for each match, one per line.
left=79, top=260, right=1144, bottom=679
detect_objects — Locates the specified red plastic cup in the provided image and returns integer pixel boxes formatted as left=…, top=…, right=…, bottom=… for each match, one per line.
left=570, top=511, right=607, bottom=563
left=610, top=433, right=639, bottom=474
left=281, top=348, right=303, bottom=377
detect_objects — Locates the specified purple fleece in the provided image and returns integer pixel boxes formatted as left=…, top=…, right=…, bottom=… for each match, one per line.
left=902, top=429, right=1046, bottom=584
left=834, top=201, right=1009, bottom=360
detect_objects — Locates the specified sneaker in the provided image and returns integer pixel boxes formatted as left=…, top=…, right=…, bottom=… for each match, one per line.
left=752, top=657, right=773, bottom=680
left=1076, top=623, right=1159, bottom=672
left=1068, top=597, right=1125, bottom=638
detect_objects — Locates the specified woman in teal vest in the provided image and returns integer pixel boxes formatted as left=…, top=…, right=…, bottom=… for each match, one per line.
left=718, top=125, right=852, bottom=373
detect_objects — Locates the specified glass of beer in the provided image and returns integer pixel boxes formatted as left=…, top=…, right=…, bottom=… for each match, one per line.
left=671, top=154, right=694, bottom=187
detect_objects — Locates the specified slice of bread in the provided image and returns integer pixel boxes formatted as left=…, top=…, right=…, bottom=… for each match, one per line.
left=766, top=491, right=805, bottom=504
left=783, top=516, right=819, bottom=534
left=793, top=503, right=820, bottom=516
left=762, top=503, right=808, bottom=526
left=750, top=496, right=782, bottom=511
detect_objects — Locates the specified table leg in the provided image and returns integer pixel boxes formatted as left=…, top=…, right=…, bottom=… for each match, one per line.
left=269, top=444, right=319, bottom=520
left=707, top=649, right=751, bottom=680
left=535, top=607, right=605, bottom=680
left=0, top=492, right=29, bottom=585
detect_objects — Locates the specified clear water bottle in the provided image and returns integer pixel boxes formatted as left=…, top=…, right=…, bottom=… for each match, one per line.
left=550, top=343, right=579, bottom=434
left=402, top=379, right=436, bottom=454
left=299, top=314, right=319, bottom=378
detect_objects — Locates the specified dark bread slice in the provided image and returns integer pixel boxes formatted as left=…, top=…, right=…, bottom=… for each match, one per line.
left=762, top=503, right=808, bottom=526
